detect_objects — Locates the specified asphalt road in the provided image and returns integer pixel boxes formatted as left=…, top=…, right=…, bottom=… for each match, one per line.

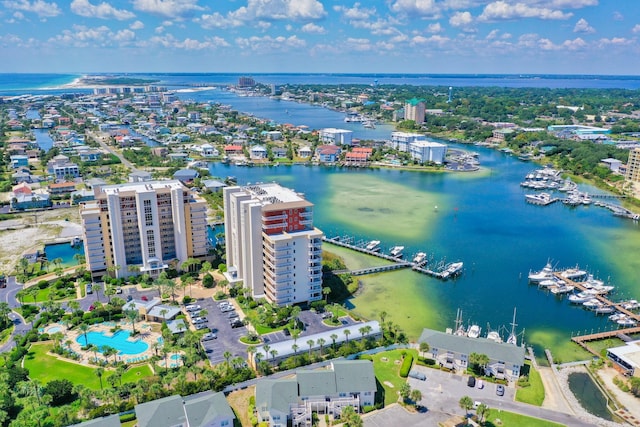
left=0, top=277, right=31, bottom=352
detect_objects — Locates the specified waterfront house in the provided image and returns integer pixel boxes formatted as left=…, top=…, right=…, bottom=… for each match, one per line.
left=316, top=145, right=341, bottom=163
left=151, top=147, right=169, bottom=157
left=167, top=152, right=188, bottom=163
left=11, top=170, right=34, bottom=184
left=298, top=146, right=312, bottom=158
left=200, top=143, right=219, bottom=157
left=11, top=192, right=52, bottom=211
left=47, top=155, right=80, bottom=179
left=250, top=145, right=268, bottom=159
left=79, top=150, right=102, bottom=162
left=128, top=171, right=152, bottom=183
left=202, top=179, right=226, bottom=193
left=173, top=168, right=199, bottom=184
left=418, top=328, right=525, bottom=382
left=272, top=147, right=287, bottom=158
left=607, top=340, right=640, bottom=377
left=224, top=144, right=244, bottom=156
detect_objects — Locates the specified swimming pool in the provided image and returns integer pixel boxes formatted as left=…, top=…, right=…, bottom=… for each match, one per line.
left=170, top=354, right=182, bottom=361
left=76, top=330, right=149, bottom=355
left=47, top=326, right=62, bottom=334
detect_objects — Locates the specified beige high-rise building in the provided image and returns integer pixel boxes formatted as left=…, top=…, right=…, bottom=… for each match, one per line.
left=223, top=183, right=323, bottom=306
left=81, top=180, right=208, bottom=279
left=404, top=97, right=426, bottom=124
left=626, top=148, right=640, bottom=182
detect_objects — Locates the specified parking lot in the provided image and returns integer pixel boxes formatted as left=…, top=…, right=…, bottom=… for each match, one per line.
left=261, top=310, right=360, bottom=344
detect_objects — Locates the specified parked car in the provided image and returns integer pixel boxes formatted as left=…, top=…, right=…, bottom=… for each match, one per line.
left=227, top=311, right=239, bottom=319
left=467, top=376, right=476, bottom=387
left=86, top=284, right=93, bottom=294
left=141, top=295, right=149, bottom=301
left=476, top=379, right=484, bottom=389
left=185, top=304, right=201, bottom=312
left=115, top=287, right=122, bottom=294
left=230, top=319, right=243, bottom=328
left=126, top=295, right=133, bottom=302
left=218, top=301, right=231, bottom=308
left=408, top=370, right=426, bottom=381
left=473, top=401, right=482, bottom=410
left=221, top=305, right=235, bottom=313
left=496, top=384, right=505, bottom=396
left=201, top=332, right=217, bottom=341
left=192, top=317, right=207, bottom=324
left=195, top=324, right=209, bottom=331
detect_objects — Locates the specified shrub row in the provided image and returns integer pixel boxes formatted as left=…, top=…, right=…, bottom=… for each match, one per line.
left=399, top=353, right=414, bottom=378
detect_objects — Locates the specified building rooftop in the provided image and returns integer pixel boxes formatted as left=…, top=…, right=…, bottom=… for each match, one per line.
left=99, top=180, right=184, bottom=196
left=243, top=182, right=308, bottom=204
left=608, top=340, right=640, bottom=369
left=69, top=414, right=121, bottom=427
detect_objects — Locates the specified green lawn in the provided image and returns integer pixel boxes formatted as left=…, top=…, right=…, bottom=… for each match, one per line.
left=24, top=343, right=153, bottom=390
left=484, top=408, right=565, bottom=427
left=370, top=348, right=418, bottom=405
left=515, top=362, right=545, bottom=406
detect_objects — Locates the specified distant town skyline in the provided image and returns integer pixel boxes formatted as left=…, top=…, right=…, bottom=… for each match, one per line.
left=1, top=0, right=639, bottom=75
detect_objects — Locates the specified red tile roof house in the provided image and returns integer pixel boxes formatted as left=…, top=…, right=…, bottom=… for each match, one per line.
left=224, top=145, right=244, bottom=155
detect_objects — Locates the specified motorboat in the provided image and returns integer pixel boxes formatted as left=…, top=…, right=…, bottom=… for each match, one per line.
left=71, top=237, right=82, bottom=247
left=594, top=305, right=615, bottom=315
left=365, top=240, right=381, bottom=252
left=568, top=292, right=592, bottom=304
left=528, top=263, right=554, bottom=283
left=559, top=267, right=588, bottom=280
left=442, top=262, right=464, bottom=278
left=486, top=330, right=502, bottom=343
left=413, top=252, right=427, bottom=264
left=585, top=285, right=615, bottom=295
left=582, top=274, right=604, bottom=289
left=620, top=300, right=640, bottom=310
left=609, top=313, right=626, bottom=322
left=551, top=284, right=574, bottom=295
left=390, top=246, right=404, bottom=258
left=467, top=324, right=481, bottom=339
left=582, top=298, right=602, bottom=310
left=525, top=193, right=553, bottom=205
left=538, top=279, right=558, bottom=289
left=617, top=316, right=638, bottom=327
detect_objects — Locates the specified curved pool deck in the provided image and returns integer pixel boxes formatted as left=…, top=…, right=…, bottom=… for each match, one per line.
left=66, top=321, right=161, bottom=365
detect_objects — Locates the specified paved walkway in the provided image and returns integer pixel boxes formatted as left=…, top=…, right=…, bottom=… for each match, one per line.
left=538, top=365, right=575, bottom=414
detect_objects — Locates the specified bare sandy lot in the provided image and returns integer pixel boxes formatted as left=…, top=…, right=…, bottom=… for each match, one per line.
left=0, top=207, right=82, bottom=274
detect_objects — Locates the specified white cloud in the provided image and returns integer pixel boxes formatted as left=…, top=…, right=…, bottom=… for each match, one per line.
left=573, top=18, right=594, bottom=34
left=427, top=22, right=442, bottom=33
left=196, top=13, right=243, bottom=29
left=2, top=0, right=61, bottom=18
left=536, top=0, right=596, bottom=8
left=71, top=0, right=135, bottom=20
left=129, top=20, right=144, bottom=30
left=333, top=2, right=376, bottom=20
left=147, top=33, right=230, bottom=50
left=256, top=21, right=271, bottom=30
left=486, top=29, right=499, bottom=40
left=231, top=0, right=326, bottom=22
left=410, top=34, right=450, bottom=47
left=613, top=11, right=623, bottom=21
left=345, top=37, right=373, bottom=51
left=632, top=24, right=640, bottom=34
left=132, top=0, right=203, bottom=19
left=479, top=1, right=572, bottom=22
left=450, top=11, right=473, bottom=27
left=235, top=34, right=306, bottom=51
left=113, top=29, right=135, bottom=42
left=301, top=23, right=326, bottom=34
left=390, top=0, right=440, bottom=18
left=538, top=37, right=586, bottom=51
left=597, top=37, right=634, bottom=47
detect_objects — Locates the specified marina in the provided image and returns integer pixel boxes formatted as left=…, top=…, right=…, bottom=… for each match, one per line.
left=322, top=235, right=463, bottom=281
left=529, top=263, right=640, bottom=331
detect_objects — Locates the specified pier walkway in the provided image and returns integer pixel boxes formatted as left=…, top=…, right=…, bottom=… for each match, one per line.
left=557, top=273, right=640, bottom=354
left=322, top=237, right=461, bottom=281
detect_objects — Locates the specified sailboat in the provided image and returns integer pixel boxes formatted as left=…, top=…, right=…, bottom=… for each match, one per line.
left=454, top=308, right=466, bottom=336
left=506, top=308, right=519, bottom=346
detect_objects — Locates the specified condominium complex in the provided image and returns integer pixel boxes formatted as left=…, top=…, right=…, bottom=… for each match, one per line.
left=409, top=141, right=448, bottom=164
left=80, top=180, right=208, bottom=279
left=223, top=183, right=323, bottom=306
left=319, top=128, right=353, bottom=146
left=390, top=131, right=426, bottom=152
left=404, top=97, right=426, bottom=124
left=626, top=148, right=640, bottom=182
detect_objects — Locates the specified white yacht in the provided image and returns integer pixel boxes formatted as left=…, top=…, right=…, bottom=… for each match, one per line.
left=390, top=246, right=404, bottom=258
left=551, top=284, right=574, bottom=295
left=582, top=298, right=602, bottom=310
left=486, top=330, right=502, bottom=343
left=443, top=262, right=464, bottom=277
left=467, top=324, right=481, bottom=339
left=617, top=316, right=638, bottom=327
left=525, top=192, right=553, bottom=205
left=568, top=291, right=592, bottom=304
left=412, top=252, right=427, bottom=264
left=365, top=240, right=381, bottom=252
left=594, top=305, right=615, bottom=315
left=559, top=267, right=588, bottom=280
left=538, top=279, right=558, bottom=289
left=528, top=263, right=554, bottom=283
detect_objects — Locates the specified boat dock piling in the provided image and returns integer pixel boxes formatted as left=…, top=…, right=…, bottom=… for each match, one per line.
left=322, top=236, right=462, bottom=280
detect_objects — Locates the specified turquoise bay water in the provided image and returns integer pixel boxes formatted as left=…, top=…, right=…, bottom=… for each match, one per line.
left=77, top=330, right=149, bottom=355
left=207, top=153, right=640, bottom=359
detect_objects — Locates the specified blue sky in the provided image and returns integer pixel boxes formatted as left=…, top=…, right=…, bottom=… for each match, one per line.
left=0, top=0, right=639, bottom=74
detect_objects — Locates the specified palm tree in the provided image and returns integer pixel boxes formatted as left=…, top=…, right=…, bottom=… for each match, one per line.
left=410, top=389, right=422, bottom=407
left=95, top=367, right=105, bottom=390
left=344, top=328, right=351, bottom=343
left=317, top=338, right=326, bottom=356
left=330, top=333, right=338, bottom=349
left=322, top=286, right=331, bottom=303
left=223, top=351, right=232, bottom=370
left=379, top=310, right=387, bottom=326
left=262, top=344, right=271, bottom=361
left=125, top=308, right=138, bottom=334
left=79, top=323, right=90, bottom=346
left=247, top=345, right=256, bottom=365
left=103, top=346, right=117, bottom=364
left=86, top=344, right=99, bottom=363
left=459, top=396, right=473, bottom=423
left=291, top=343, right=299, bottom=361
left=269, top=349, right=278, bottom=361
left=306, top=339, right=315, bottom=357
left=419, top=341, right=430, bottom=358
left=476, top=403, right=489, bottom=423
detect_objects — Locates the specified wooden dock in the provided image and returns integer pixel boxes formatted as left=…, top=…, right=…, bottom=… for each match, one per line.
left=556, top=273, right=640, bottom=354
left=322, top=237, right=461, bottom=280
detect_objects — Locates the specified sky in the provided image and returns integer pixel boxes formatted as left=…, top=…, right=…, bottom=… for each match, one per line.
left=0, top=0, right=639, bottom=75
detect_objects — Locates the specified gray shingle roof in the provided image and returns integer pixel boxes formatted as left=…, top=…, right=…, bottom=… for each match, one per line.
left=297, top=371, right=336, bottom=397
left=418, top=328, right=526, bottom=366
left=256, top=379, right=298, bottom=415
left=135, top=395, right=186, bottom=427
left=69, top=414, right=121, bottom=427
left=332, top=360, right=376, bottom=392
left=183, top=392, right=235, bottom=427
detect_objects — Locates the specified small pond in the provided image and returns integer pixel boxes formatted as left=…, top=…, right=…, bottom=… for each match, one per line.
left=567, top=372, right=613, bottom=421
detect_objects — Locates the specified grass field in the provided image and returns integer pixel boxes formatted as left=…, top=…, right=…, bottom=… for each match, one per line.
left=370, top=348, right=417, bottom=406
left=24, top=343, right=153, bottom=389
left=515, top=362, right=545, bottom=406
left=484, top=408, right=565, bottom=427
